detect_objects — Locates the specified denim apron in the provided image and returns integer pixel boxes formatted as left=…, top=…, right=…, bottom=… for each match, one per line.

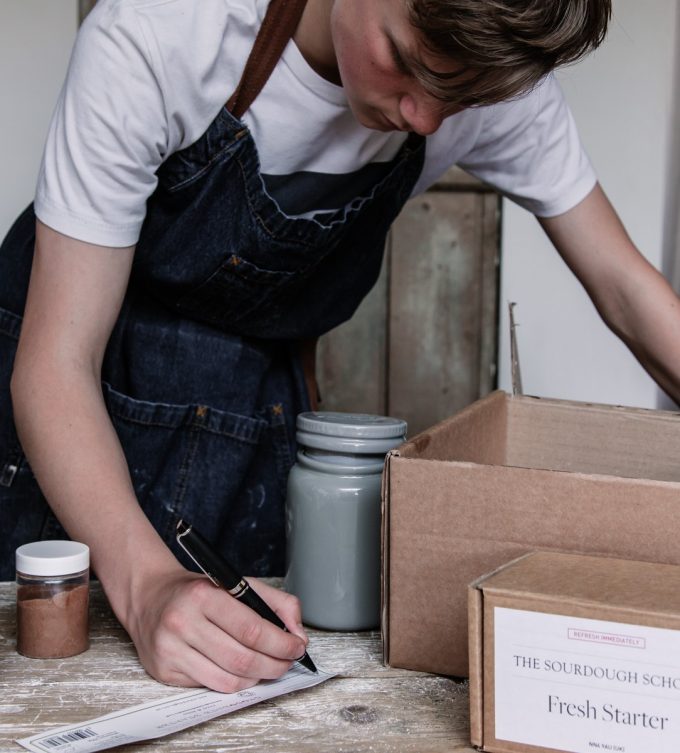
left=0, top=0, right=425, bottom=579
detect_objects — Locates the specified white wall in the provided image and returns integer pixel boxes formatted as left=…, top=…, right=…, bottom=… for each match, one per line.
left=0, top=1, right=78, bottom=239
left=498, top=0, right=680, bottom=409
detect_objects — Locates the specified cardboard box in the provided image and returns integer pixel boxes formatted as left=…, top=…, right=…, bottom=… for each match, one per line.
left=468, top=551, right=680, bottom=753
left=381, top=389, right=680, bottom=677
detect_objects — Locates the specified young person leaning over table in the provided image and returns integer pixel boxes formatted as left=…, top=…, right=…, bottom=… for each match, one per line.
left=2, top=0, right=679, bottom=692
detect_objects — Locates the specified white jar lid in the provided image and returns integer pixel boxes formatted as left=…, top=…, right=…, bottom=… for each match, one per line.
left=16, top=540, right=90, bottom=576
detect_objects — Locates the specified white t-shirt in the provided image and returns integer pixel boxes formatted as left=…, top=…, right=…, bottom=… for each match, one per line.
left=34, top=0, right=597, bottom=248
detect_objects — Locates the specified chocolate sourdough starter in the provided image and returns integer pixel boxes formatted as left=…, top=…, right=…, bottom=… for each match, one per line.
left=17, top=582, right=89, bottom=658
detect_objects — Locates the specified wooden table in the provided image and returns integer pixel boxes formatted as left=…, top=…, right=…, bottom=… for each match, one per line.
left=0, top=581, right=475, bottom=753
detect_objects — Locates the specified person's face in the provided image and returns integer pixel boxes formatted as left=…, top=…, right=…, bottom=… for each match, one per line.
left=329, top=0, right=464, bottom=135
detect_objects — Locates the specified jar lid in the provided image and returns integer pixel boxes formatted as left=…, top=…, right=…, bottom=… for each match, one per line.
left=296, top=412, right=407, bottom=454
left=297, top=412, right=407, bottom=439
left=16, top=541, right=90, bottom=576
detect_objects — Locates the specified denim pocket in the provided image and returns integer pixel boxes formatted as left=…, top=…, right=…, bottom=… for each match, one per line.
left=104, top=383, right=288, bottom=575
left=174, top=252, right=302, bottom=332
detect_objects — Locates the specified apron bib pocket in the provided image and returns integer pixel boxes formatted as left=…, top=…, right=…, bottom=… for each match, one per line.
left=175, top=253, right=300, bottom=330
left=103, top=383, right=287, bottom=575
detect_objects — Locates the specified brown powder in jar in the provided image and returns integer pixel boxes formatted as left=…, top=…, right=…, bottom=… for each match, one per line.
left=17, top=583, right=89, bottom=658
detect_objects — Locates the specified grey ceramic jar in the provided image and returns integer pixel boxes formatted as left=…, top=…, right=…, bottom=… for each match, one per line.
left=284, top=412, right=407, bottom=631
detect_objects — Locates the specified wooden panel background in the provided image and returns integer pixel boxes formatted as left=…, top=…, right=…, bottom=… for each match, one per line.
left=318, top=168, right=500, bottom=436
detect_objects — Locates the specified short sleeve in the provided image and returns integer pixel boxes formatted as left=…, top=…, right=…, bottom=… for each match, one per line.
left=457, top=75, right=597, bottom=218
left=34, top=3, right=169, bottom=247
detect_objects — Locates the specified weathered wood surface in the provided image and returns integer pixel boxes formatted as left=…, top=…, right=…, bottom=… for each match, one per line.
left=0, top=581, right=475, bottom=753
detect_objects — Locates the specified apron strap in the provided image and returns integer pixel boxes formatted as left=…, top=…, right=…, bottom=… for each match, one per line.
left=226, top=0, right=308, bottom=119
left=227, top=0, right=319, bottom=409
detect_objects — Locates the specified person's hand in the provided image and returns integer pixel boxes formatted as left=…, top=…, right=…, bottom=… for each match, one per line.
left=126, top=566, right=309, bottom=692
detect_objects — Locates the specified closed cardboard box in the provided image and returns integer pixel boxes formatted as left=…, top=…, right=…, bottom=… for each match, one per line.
left=468, top=551, right=680, bottom=753
left=381, top=390, right=680, bottom=677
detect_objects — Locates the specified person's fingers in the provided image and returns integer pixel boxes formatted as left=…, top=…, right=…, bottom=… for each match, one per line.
left=131, top=572, right=308, bottom=690
left=199, top=585, right=306, bottom=661
left=152, top=639, right=262, bottom=693
left=186, top=615, right=294, bottom=681
left=246, top=578, right=308, bottom=642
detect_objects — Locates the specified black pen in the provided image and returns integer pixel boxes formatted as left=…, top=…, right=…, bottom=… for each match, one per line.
left=175, top=519, right=317, bottom=673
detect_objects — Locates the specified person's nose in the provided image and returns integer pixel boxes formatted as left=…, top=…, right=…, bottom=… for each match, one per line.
left=398, top=92, right=444, bottom=136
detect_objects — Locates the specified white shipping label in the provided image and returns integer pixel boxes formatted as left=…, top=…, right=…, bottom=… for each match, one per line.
left=17, top=665, right=334, bottom=753
left=494, top=607, right=680, bottom=753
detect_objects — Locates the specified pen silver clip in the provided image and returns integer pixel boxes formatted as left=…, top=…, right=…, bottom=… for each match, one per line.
left=176, top=520, right=221, bottom=588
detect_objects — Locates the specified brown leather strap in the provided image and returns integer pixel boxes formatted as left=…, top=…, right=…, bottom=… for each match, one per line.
left=226, top=0, right=308, bottom=119
left=299, top=337, right=320, bottom=410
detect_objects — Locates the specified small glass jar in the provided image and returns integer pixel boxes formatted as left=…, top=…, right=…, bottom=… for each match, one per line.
left=16, top=540, right=90, bottom=659
left=285, top=412, right=406, bottom=631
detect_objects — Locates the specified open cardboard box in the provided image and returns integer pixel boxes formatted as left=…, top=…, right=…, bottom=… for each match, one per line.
left=381, top=389, right=680, bottom=677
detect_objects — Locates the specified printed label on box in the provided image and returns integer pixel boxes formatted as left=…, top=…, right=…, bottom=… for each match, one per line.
left=494, top=607, right=680, bottom=753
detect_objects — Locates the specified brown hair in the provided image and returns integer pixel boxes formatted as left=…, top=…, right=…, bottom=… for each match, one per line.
left=407, top=0, right=612, bottom=107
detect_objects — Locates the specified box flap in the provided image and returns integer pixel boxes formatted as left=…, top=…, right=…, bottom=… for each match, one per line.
left=398, top=390, right=509, bottom=465
left=509, top=301, right=523, bottom=397
left=506, top=395, right=680, bottom=481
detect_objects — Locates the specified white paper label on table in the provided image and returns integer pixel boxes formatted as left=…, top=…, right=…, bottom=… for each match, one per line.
left=494, top=606, right=680, bottom=753
left=17, top=665, right=334, bottom=753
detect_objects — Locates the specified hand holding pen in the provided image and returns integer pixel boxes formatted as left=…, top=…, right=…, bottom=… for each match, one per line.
left=176, top=520, right=317, bottom=674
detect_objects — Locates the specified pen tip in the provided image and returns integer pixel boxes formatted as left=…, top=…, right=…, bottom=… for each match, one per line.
left=298, top=653, right=318, bottom=674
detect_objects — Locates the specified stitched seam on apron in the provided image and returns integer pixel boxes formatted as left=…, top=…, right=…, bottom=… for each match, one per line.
left=108, top=411, right=263, bottom=444
left=103, top=384, right=264, bottom=443
left=231, top=152, right=318, bottom=246
left=167, top=424, right=202, bottom=525
left=233, top=142, right=420, bottom=241
left=164, top=129, right=250, bottom=193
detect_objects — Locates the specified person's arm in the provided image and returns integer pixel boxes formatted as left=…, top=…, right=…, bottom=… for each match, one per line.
left=10, top=221, right=308, bottom=690
left=538, top=183, right=680, bottom=405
